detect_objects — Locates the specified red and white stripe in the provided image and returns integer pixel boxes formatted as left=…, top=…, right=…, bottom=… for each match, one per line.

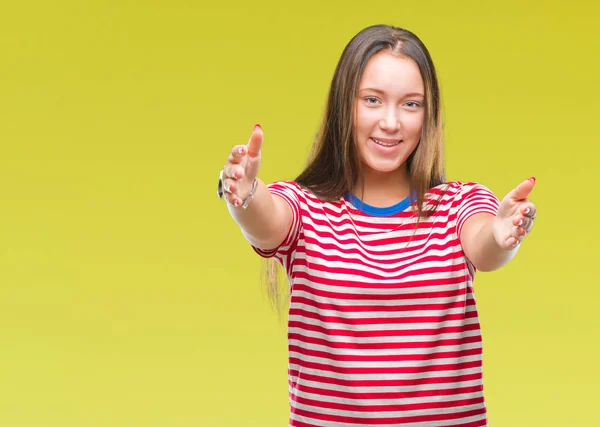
left=253, top=181, right=499, bottom=427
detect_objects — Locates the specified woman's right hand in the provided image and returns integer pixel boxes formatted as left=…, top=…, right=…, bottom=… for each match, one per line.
left=221, top=124, right=263, bottom=207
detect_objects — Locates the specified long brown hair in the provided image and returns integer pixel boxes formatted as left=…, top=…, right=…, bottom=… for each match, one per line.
left=263, top=25, right=446, bottom=317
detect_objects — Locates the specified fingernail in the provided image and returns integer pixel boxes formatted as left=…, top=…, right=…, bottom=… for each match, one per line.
left=254, top=124, right=261, bottom=130
left=238, top=147, right=243, bottom=154
left=517, top=218, right=523, bottom=226
left=525, top=208, right=530, bottom=214
left=529, top=176, right=536, bottom=183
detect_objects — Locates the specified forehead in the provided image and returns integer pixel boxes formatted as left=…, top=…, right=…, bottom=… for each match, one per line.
left=358, top=50, right=424, bottom=94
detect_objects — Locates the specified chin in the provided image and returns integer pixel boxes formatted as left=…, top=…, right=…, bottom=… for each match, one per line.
left=364, top=160, right=404, bottom=173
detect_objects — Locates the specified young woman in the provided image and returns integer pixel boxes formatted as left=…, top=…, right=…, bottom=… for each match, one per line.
left=217, top=24, right=536, bottom=427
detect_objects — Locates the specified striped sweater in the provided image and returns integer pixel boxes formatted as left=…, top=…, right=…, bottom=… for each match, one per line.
left=253, top=180, right=500, bottom=427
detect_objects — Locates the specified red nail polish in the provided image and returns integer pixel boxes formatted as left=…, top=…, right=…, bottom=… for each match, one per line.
left=529, top=176, right=536, bottom=183
left=254, top=124, right=261, bottom=130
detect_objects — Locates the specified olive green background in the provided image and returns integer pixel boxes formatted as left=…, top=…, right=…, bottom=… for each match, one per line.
left=1, top=1, right=599, bottom=426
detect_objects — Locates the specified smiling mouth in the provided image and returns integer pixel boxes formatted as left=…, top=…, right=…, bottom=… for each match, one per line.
left=371, top=137, right=401, bottom=147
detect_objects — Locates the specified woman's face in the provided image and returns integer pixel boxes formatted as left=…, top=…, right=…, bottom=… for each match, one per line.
left=353, top=50, right=425, bottom=176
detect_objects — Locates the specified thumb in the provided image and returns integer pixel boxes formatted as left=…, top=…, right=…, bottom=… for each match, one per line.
left=507, top=177, right=536, bottom=201
left=247, top=124, right=263, bottom=158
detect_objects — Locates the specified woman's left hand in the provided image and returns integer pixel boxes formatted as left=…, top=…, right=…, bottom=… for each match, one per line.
left=493, top=177, right=537, bottom=249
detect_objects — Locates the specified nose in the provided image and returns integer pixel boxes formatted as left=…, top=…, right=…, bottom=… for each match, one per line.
left=378, top=107, right=400, bottom=133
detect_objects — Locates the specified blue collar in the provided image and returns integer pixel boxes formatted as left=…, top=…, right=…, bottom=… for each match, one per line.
left=344, top=192, right=413, bottom=217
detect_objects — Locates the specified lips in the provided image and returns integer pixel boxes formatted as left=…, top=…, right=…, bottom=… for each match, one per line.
left=370, top=137, right=401, bottom=147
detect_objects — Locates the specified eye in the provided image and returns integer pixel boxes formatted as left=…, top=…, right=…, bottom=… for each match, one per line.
left=404, top=101, right=421, bottom=108
left=364, top=97, right=381, bottom=105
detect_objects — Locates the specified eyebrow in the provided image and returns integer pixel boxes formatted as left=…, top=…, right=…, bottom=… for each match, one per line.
left=358, top=87, right=424, bottom=97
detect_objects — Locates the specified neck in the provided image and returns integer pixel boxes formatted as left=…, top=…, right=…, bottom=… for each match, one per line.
left=353, top=166, right=411, bottom=208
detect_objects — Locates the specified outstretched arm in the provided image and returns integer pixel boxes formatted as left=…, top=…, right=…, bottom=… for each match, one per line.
left=220, top=125, right=293, bottom=250
left=460, top=177, right=537, bottom=272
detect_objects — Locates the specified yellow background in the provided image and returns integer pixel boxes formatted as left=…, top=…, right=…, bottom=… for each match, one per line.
left=1, top=1, right=599, bottom=426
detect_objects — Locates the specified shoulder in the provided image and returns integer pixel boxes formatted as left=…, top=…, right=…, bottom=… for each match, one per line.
left=266, top=180, right=301, bottom=191
left=267, top=181, right=334, bottom=205
left=266, top=180, right=305, bottom=197
left=266, top=180, right=304, bottom=198
left=421, top=181, right=498, bottom=217
left=428, top=181, right=497, bottom=200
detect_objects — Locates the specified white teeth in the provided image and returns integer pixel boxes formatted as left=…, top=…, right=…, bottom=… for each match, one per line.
left=372, top=138, right=399, bottom=147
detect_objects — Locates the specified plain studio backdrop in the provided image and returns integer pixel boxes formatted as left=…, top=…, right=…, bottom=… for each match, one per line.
left=1, top=1, right=599, bottom=426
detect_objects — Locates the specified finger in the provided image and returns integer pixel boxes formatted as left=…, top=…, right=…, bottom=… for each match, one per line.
left=507, top=177, right=536, bottom=201
left=225, top=191, right=240, bottom=207
left=520, top=203, right=537, bottom=219
left=506, top=228, right=526, bottom=248
left=515, top=215, right=534, bottom=232
left=504, top=235, right=520, bottom=248
left=247, top=124, right=263, bottom=158
left=509, top=237, right=521, bottom=247
left=514, top=214, right=533, bottom=227
left=222, top=178, right=237, bottom=194
left=505, top=219, right=527, bottom=244
left=222, top=179, right=231, bottom=194
left=510, top=223, right=527, bottom=239
left=228, top=145, right=247, bottom=163
left=224, top=165, right=245, bottom=180
left=227, top=191, right=245, bottom=208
